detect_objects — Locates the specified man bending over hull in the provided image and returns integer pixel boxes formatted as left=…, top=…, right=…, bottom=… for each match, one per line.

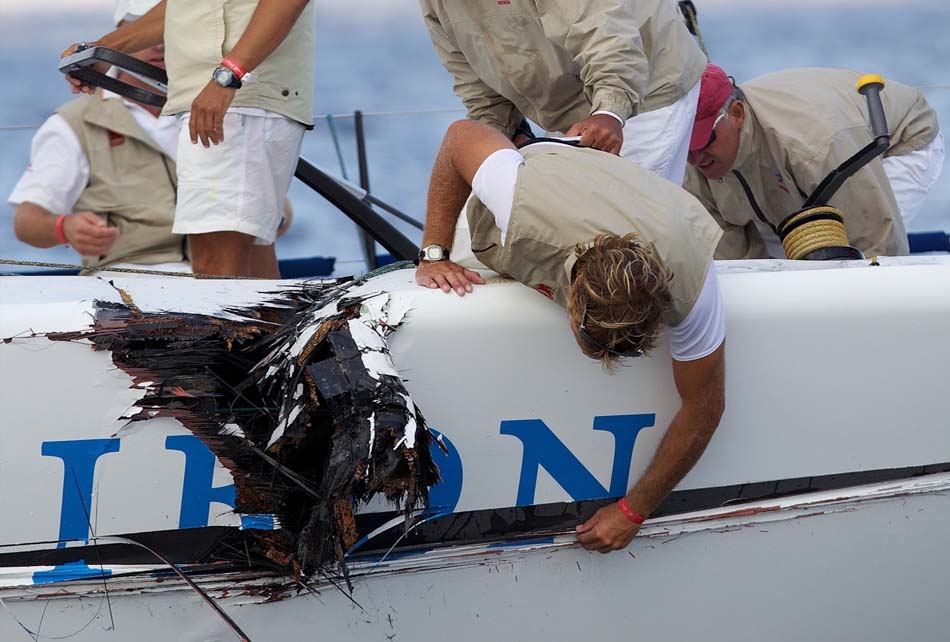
left=415, top=120, right=726, bottom=552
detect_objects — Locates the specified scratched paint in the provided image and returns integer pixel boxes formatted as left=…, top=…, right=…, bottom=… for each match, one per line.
left=3, top=470, right=947, bottom=598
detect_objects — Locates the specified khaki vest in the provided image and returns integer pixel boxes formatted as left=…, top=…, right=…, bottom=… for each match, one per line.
left=164, top=0, right=315, bottom=126
left=684, top=68, right=938, bottom=259
left=57, top=94, right=186, bottom=271
left=468, top=144, right=722, bottom=326
left=420, top=0, right=707, bottom=137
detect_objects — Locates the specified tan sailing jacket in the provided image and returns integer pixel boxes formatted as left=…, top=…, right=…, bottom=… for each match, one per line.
left=467, top=143, right=722, bottom=326
left=419, top=0, right=707, bottom=138
left=684, top=68, right=939, bottom=259
left=164, top=0, right=315, bottom=126
left=57, top=94, right=185, bottom=271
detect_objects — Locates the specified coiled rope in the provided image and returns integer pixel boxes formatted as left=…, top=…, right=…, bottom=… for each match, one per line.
left=778, top=206, right=856, bottom=260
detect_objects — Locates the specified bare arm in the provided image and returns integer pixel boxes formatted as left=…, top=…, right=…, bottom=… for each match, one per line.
left=62, top=1, right=166, bottom=94
left=576, top=342, right=726, bottom=552
left=189, top=0, right=311, bottom=147
left=14, top=202, right=118, bottom=256
left=221, top=0, right=311, bottom=74
left=626, top=344, right=726, bottom=516
left=415, top=120, right=516, bottom=295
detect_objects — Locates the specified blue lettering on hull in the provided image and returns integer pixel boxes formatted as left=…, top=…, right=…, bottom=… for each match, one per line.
left=42, top=438, right=121, bottom=546
left=501, top=414, right=655, bottom=505
left=36, top=412, right=654, bottom=566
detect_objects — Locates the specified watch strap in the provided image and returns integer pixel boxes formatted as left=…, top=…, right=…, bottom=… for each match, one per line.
left=221, top=56, right=255, bottom=83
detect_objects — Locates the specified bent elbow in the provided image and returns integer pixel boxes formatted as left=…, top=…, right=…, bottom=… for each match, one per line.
left=12, top=216, right=30, bottom=244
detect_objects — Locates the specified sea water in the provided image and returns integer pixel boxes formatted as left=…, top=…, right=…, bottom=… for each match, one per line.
left=0, top=0, right=948, bottom=275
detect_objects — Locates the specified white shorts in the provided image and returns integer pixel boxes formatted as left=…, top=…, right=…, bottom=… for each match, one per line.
left=619, top=79, right=701, bottom=185
left=173, top=110, right=305, bottom=244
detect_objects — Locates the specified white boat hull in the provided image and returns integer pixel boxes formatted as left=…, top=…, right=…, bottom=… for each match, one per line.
left=1, top=256, right=949, bottom=640
left=1, top=476, right=948, bottom=641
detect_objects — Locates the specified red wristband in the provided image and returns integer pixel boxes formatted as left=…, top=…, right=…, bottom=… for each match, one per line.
left=55, top=214, right=69, bottom=245
left=617, top=498, right=646, bottom=525
left=221, top=56, right=248, bottom=80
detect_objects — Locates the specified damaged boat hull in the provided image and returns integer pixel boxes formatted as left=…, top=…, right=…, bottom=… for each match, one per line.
left=1, top=475, right=948, bottom=641
left=2, top=256, right=950, bottom=640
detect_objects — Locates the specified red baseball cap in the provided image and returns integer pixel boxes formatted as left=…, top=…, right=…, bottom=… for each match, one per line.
left=689, top=63, right=734, bottom=152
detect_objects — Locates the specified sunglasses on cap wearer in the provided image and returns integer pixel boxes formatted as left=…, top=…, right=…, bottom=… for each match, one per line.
left=577, top=305, right=644, bottom=358
left=698, top=110, right=728, bottom=152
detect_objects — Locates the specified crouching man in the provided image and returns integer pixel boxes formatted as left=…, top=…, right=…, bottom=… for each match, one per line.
left=415, top=120, right=726, bottom=552
left=685, top=64, right=943, bottom=259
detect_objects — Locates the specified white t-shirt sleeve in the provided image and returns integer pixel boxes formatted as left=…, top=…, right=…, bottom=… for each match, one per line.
left=125, top=100, right=180, bottom=160
left=470, top=147, right=524, bottom=245
left=666, top=264, right=726, bottom=362
left=591, top=110, right=626, bottom=127
left=8, top=114, right=89, bottom=214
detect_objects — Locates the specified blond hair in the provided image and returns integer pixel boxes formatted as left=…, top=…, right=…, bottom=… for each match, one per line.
left=567, top=233, right=673, bottom=369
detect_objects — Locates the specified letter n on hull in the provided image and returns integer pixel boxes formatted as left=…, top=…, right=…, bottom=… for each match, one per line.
left=501, top=414, right=655, bottom=506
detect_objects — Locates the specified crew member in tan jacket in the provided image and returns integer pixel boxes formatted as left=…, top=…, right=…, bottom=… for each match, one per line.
left=10, top=90, right=185, bottom=276
left=16, top=1, right=289, bottom=277
left=64, top=0, right=315, bottom=278
left=415, top=119, right=726, bottom=554
left=419, top=0, right=707, bottom=184
left=11, top=2, right=186, bottom=276
left=685, top=64, right=944, bottom=259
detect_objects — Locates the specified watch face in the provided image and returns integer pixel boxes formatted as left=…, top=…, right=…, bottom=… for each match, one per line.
left=213, top=67, right=234, bottom=87
left=424, top=245, right=446, bottom=261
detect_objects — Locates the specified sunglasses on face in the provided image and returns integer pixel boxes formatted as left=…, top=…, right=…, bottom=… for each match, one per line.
left=698, top=111, right=728, bottom=152
left=577, top=306, right=643, bottom=359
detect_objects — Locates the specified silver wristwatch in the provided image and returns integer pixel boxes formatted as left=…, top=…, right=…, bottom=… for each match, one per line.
left=212, top=66, right=242, bottom=89
left=417, top=244, right=450, bottom=264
